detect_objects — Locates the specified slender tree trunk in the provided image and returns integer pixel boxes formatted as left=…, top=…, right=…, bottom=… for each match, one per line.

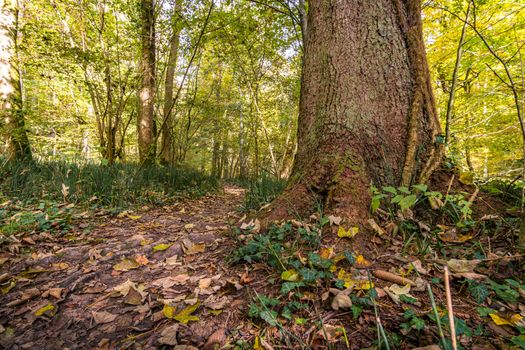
left=444, top=0, right=471, bottom=146
left=1, top=0, right=32, bottom=162
left=138, top=0, right=156, bottom=164
left=160, top=0, right=182, bottom=165
left=266, top=0, right=442, bottom=226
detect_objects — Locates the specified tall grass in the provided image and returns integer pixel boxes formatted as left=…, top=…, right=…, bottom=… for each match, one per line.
left=0, top=159, right=219, bottom=207
left=239, top=174, right=287, bottom=211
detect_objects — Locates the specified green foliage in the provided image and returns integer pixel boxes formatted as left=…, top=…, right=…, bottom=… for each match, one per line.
left=0, top=159, right=219, bottom=208
left=400, top=309, right=426, bottom=331
left=239, top=175, right=286, bottom=211
left=467, top=280, right=490, bottom=304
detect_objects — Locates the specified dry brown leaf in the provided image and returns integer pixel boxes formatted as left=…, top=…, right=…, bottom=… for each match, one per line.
left=124, top=286, right=143, bottom=305
left=203, top=328, right=227, bottom=350
left=331, top=294, right=352, bottom=310
left=134, top=255, right=149, bottom=266
left=171, top=274, right=190, bottom=285
left=447, top=259, right=480, bottom=273
left=92, top=311, right=117, bottom=324
left=48, top=288, right=64, bottom=299
left=158, top=324, right=179, bottom=345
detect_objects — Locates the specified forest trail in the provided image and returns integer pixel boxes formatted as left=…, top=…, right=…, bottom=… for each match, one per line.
left=0, top=186, right=250, bottom=350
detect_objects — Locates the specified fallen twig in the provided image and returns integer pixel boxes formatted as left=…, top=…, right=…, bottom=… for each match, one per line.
left=372, top=269, right=415, bottom=286
left=444, top=266, right=457, bottom=350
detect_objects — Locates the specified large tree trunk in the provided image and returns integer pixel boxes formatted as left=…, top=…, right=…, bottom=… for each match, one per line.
left=1, top=0, right=32, bottom=162
left=137, top=0, right=156, bottom=164
left=268, top=0, right=442, bottom=226
left=159, top=0, right=182, bottom=165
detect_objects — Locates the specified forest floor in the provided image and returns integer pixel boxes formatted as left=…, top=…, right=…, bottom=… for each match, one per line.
left=0, top=183, right=524, bottom=350
left=0, top=186, right=253, bottom=350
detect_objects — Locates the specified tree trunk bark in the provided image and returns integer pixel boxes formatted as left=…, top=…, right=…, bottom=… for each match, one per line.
left=1, top=0, right=32, bottom=162
left=160, top=0, right=182, bottom=165
left=138, top=0, right=156, bottom=164
left=267, top=0, right=442, bottom=226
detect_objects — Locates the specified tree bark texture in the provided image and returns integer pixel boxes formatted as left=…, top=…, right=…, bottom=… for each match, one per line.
left=138, top=0, right=156, bottom=164
left=269, top=0, right=442, bottom=226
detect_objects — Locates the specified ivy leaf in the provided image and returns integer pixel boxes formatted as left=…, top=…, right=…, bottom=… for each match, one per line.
left=281, top=269, right=299, bottom=282
left=398, top=194, right=417, bottom=211
left=280, top=281, right=305, bottom=294
left=259, top=310, right=279, bottom=326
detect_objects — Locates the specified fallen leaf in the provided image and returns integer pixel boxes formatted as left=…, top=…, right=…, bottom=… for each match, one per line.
left=153, top=243, right=172, bottom=252
left=489, top=313, right=524, bottom=327
left=171, top=274, right=190, bottom=285
left=164, top=301, right=200, bottom=324
left=183, top=243, right=206, bottom=255
left=135, top=255, right=149, bottom=266
left=355, top=255, right=371, bottom=268
left=337, top=226, right=359, bottom=239
left=127, top=214, right=142, bottom=220
left=166, top=255, right=179, bottom=265
left=48, top=288, right=64, bottom=299
left=124, top=286, right=144, bottom=305
left=331, top=293, right=352, bottom=310
left=406, top=259, right=428, bottom=275
left=368, top=219, right=385, bottom=236
left=337, top=269, right=373, bottom=290
left=447, top=259, right=480, bottom=274
left=203, top=328, right=227, bottom=350
left=199, top=278, right=212, bottom=289
left=92, top=311, right=117, bottom=324
left=281, top=269, right=299, bottom=282
left=203, top=295, right=229, bottom=310
left=113, top=259, right=140, bottom=272
left=438, top=229, right=473, bottom=243
left=35, top=303, right=56, bottom=317
left=319, top=247, right=335, bottom=260
left=384, top=283, right=415, bottom=304
left=240, top=219, right=261, bottom=233
left=328, top=215, right=342, bottom=226
left=184, top=223, right=195, bottom=230
left=158, top=324, right=179, bottom=346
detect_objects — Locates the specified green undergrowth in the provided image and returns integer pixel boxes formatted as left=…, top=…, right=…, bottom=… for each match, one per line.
left=234, top=174, right=286, bottom=211
left=0, top=159, right=219, bottom=238
left=231, top=182, right=525, bottom=349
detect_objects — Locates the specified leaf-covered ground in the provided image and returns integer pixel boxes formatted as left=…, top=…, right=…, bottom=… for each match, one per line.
left=0, top=186, right=253, bottom=349
left=1, top=183, right=524, bottom=350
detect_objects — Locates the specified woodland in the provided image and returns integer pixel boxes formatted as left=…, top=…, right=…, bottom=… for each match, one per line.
left=0, top=0, right=525, bottom=349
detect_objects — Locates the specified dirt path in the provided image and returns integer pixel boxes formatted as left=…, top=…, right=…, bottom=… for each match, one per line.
left=0, top=186, right=249, bottom=350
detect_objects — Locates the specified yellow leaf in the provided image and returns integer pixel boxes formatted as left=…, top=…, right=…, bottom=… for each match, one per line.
left=337, top=269, right=373, bottom=290
left=35, top=303, right=56, bottom=317
left=355, top=255, right=371, bottom=268
left=127, top=214, right=142, bottom=220
left=459, top=172, right=474, bottom=185
left=281, top=269, right=299, bottom=282
left=1, top=280, right=16, bottom=295
left=253, top=336, right=263, bottom=350
left=163, top=304, right=176, bottom=319
left=337, top=226, right=359, bottom=239
left=184, top=243, right=206, bottom=255
left=319, top=247, right=334, bottom=259
left=153, top=243, right=172, bottom=252
left=490, top=313, right=523, bottom=327
left=164, top=301, right=200, bottom=324
left=113, top=258, right=140, bottom=271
